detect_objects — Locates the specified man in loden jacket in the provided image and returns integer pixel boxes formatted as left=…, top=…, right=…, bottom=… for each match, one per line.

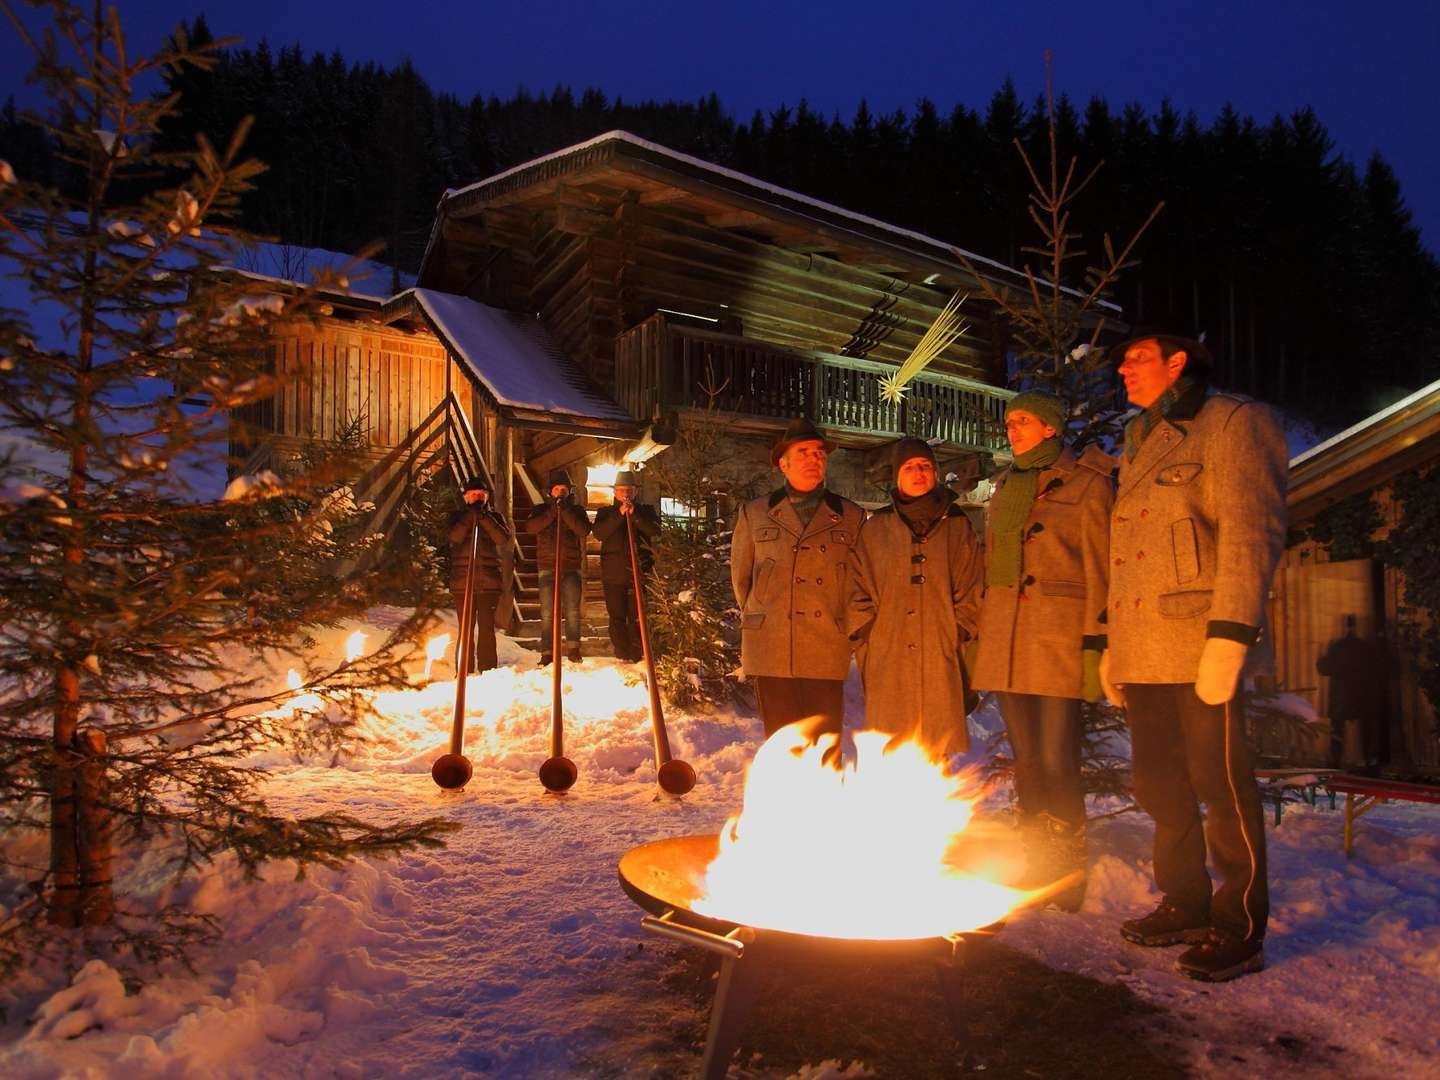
left=524, top=469, right=591, bottom=665
left=591, top=470, right=661, bottom=662
left=447, top=476, right=512, bottom=674
left=971, top=391, right=1114, bottom=911
left=731, top=419, right=866, bottom=739
left=1100, top=331, right=1287, bottom=983
left=848, top=437, right=983, bottom=758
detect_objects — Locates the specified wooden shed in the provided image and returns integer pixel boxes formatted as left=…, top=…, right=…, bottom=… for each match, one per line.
left=1270, top=378, right=1440, bottom=770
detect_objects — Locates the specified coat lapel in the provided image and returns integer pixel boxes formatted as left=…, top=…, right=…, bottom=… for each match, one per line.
left=1118, top=420, right=1189, bottom=500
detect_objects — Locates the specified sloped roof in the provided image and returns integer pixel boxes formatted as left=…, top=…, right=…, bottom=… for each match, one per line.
left=422, top=130, right=1112, bottom=311
left=1289, top=377, right=1440, bottom=518
left=383, top=288, right=633, bottom=425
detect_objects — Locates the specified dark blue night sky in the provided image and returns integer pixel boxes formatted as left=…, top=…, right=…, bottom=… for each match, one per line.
left=4, top=0, right=1438, bottom=252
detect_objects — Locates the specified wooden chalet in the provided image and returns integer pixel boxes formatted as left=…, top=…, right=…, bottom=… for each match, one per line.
left=235, top=130, right=1043, bottom=645
left=1269, top=378, right=1440, bottom=770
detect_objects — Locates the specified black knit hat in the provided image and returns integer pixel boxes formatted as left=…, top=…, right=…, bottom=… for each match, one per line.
left=462, top=475, right=492, bottom=493
left=771, top=418, right=835, bottom=466
left=891, top=436, right=936, bottom=481
left=547, top=469, right=572, bottom=489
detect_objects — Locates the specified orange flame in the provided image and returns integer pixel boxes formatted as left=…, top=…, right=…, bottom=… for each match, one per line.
left=344, top=630, right=367, bottom=663
left=422, top=633, right=451, bottom=681
left=694, top=726, right=1029, bottom=939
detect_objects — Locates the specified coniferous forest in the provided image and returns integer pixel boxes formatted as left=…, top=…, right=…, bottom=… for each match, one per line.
left=3, top=15, right=1436, bottom=428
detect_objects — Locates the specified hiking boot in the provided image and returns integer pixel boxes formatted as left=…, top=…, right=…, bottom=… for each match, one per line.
left=567, top=647, right=582, bottom=663
left=1120, top=898, right=1210, bottom=947
left=1176, top=929, right=1265, bottom=982
left=539, top=653, right=553, bottom=667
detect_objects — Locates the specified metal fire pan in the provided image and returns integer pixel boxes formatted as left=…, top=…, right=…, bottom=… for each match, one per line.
left=618, top=833, right=999, bottom=960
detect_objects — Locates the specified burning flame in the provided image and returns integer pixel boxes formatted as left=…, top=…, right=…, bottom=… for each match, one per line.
left=422, top=633, right=451, bottom=681
left=284, top=667, right=323, bottom=713
left=344, top=630, right=367, bottom=663
left=694, top=726, right=1029, bottom=939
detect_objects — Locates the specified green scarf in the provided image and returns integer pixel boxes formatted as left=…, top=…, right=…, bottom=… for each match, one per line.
left=786, top=484, right=823, bottom=528
left=1124, top=376, right=1199, bottom=461
left=987, top=437, right=1062, bottom=587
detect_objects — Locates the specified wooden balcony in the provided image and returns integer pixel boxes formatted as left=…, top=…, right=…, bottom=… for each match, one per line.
left=615, top=315, right=1011, bottom=453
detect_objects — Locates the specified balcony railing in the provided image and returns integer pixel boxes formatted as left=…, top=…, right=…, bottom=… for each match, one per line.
left=614, top=315, right=1011, bottom=453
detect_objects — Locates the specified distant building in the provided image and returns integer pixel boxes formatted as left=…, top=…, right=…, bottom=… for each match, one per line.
left=233, top=131, right=1045, bottom=644
left=1271, top=378, right=1440, bottom=769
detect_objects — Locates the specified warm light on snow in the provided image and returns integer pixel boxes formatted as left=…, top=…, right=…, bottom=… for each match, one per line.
left=344, top=630, right=367, bottom=663
left=284, top=668, right=323, bottom=714
left=287, top=668, right=302, bottom=693
left=695, top=726, right=1028, bottom=939
left=422, top=633, right=451, bottom=681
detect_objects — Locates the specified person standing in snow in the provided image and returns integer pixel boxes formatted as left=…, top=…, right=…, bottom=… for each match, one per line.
left=731, top=419, right=865, bottom=740
left=970, top=392, right=1114, bottom=911
left=591, top=470, right=661, bottom=662
left=447, top=476, right=511, bottom=674
left=847, top=437, right=983, bottom=758
left=524, top=469, right=590, bottom=665
left=1100, top=331, right=1286, bottom=983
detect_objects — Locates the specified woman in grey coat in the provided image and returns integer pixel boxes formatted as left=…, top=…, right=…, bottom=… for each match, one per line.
left=848, top=438, right=984, bottom=759
left=971, top=391, right=1114, bottom=908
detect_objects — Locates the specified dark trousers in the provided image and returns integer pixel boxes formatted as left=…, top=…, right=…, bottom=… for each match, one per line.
left=753, top=676, right=844, bottom=739
left=603, top=582, right=641, bottom=660
left=537, top=570, right=581, bottom=650
left=450, top=588, right=499, bottom=673
left=1125, top=684, right=1269, bottom=942
left=998, top=692, right=1085, bottom=828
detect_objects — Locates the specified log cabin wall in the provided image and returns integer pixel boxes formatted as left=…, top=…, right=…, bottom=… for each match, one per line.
left=433, top=181, right=1008, bottom=400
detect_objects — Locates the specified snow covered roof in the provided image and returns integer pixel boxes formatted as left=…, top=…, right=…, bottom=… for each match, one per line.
left=426, top=130, right=1111, bottom=309
left=388, top=288, right=634, bottom=424
left=1289, top=376, right=1440, bottom=515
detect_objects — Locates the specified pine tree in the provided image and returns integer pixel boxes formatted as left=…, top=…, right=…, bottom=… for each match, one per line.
left=0, top=0, right=454, bottom=978
left=639, top=413, right=764, bottom=709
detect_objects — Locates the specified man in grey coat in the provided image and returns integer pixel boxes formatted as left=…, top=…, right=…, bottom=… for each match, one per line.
left=1100, top=332, right=1287, bottom=983
left=848, top=437, right=983, bottom=758
left=731, top=419, right=866, bottom=739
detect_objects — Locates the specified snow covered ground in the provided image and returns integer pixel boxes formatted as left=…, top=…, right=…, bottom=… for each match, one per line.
left=1, top=610, right=1437, bottom=1079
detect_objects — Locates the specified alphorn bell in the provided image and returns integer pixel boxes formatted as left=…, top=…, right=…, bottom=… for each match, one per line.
left=539, top=497, right=578, bottom=793
left=625, top=507, right=695, bottom=796
left=432, top=519, right=479, bottom=789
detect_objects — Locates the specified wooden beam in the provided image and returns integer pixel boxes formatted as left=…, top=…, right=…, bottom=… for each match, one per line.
left=705, top=209, right=769, bottom=230
left=555, top=203, right=615, bottom=237
left=638, top=185, right=692, bottom=206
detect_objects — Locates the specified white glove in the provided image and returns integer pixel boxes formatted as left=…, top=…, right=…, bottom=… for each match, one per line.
left=1195, top=637, right=1248, bottom=705
left=1099, top=650, right=1125, bottom=709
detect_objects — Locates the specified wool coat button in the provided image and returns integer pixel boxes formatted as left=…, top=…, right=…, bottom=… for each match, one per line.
left=907, top=643, right=917, bottom=650
left=1114, top=557, right=1125, bottom=565
left=819, top=544, right=827, bottom=552
left=919, top=536, right=928, bottom=544
left=815, top=576, right=823, bottom=584
left=1134, top=598, right=1142, bottom=607
left=795, top=576, right=805, bottom=583
left=914, top=575, right=926, bottom=583
left=907, top=609, right=916, bottom=615
left=792, top=545, right=799, bottom=553
left=1137, top=551, right=1145, bottom=560
left=1140, top=509, right=1149, bottom=518
left=814, top=610, right=822, bottom=617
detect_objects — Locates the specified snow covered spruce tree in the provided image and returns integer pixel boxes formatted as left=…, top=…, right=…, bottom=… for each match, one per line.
left=639, top=412, right=763, bottom=709
left=955, top=55, right=1163, bottom=808
left=0, top=1, right=452, bottom=974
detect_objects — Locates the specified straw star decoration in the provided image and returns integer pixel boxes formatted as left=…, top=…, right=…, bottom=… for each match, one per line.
left=879, top=292, right=969, bottom=404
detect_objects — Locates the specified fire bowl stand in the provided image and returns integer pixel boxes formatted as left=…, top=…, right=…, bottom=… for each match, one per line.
left=641, top=909, right=988, bottom=1079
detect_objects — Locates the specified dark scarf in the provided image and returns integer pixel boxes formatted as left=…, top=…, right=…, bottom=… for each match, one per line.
left=893, top=486, right=953, bottom=537
left=1124, top=376, right=1205, bottom=461
left=986, top=436, right=1063, bottom=587
left=786, top=484, right=824, bottom=528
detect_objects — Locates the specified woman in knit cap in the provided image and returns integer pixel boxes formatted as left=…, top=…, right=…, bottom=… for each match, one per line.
left=847, top=437, right=984, bottom=758
left=972, top=391, right=1115, bottom=909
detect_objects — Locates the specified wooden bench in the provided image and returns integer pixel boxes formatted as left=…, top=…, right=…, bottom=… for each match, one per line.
left=1254, top=768, right=1336, bottom=827
left=1324, top=774, right=1440, bottom=856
